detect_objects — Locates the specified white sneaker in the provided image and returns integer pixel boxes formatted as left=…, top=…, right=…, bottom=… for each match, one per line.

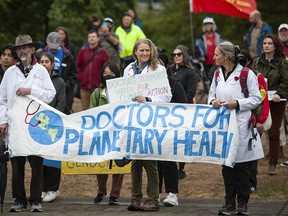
left=41, top=192, right=47, bottom=199
left=42, top=190, right=60, bottom=203
left=163, top=192, right=178, bottom=206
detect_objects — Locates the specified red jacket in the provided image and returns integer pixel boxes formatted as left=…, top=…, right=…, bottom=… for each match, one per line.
left=77, top=46, right=109, bottom=89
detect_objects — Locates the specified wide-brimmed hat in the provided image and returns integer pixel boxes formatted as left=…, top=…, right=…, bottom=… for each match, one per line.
left=13, top=34, right=39, bottom=50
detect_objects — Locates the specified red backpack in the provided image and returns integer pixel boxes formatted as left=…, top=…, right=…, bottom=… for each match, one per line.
left=215, top=67, right=263, bottom=121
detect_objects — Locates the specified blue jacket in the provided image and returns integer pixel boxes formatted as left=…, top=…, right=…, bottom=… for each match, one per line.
left=245, top=23, right=272, bottom=58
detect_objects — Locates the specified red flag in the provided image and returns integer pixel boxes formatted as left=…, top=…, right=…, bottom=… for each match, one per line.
left=190, top=0, right=257, bottom=19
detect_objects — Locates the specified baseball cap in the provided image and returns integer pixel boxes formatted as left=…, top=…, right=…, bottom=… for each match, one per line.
left=47, top=32, right=61, bottom=50
left=103, top=17, right=113, bottom=24
left=203, top=17, right=215, bottom=24
left=278, top=23, right=288, bottom=31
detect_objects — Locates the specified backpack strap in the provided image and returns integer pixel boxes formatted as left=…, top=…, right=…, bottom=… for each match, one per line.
left=215, top=67, right=220, bottom=86
left=239, top=67, right=249, bottom=98
left=94, top=88, right=101, bottom=107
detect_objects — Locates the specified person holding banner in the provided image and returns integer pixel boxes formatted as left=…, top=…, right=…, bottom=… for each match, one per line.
left=208, top=41, right=262, bottom=215
left=89, top=61, right=124, bottom=205
left=39, top=52, right=66, bottom=203
left=123, top=38, right=172, bottom=212
left=0, top=34, right=56, bottom=212
left=253, top=34, right=288, bottom=175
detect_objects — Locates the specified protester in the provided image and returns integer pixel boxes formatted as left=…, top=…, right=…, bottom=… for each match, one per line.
left=239, top=49, right=270, bottom=193
left=157, top=53, right=187, bottom=206
left=253, top=34, right=288, bottom=175
left=0, top=44, right=18, bottom=83
left=0, top=34, right=56, bottom=212
left=55, top=26, right=77, bottom=60
left=167, top=45, right=198, bottom=180
left=123, top=38, right=171, bottom=212
left=77, top=30, right=109, bottom=110
left=127, top=8, right=144, bottom=31
left=45, top=31, right=78, bottom=114
left=208, top=41, right=262, bottom=215
left=244, top=10, right=272, bottom=59
left=98, top=17, right=121, bottom=66
left=195, top=17, right=222, bottom=81
left=89, top=61, right=124, bottom=205
left=39, top=52, right=66, bottom=203
left=115, top=12, right=146, bottom=72
left=278, top=23, right=288, bottom=159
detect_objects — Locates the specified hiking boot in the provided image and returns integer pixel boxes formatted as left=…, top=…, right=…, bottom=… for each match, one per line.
left=280, top=161, right=288, bottom=167
left=108, top=196, right=119, bottom=205
left=163, top=192, right=178, bottom=206
left=127, top=199, right=140, bottom=211
left=9, top=203, right=27, bottom=212
left=31, top=203, right=43, bottom=212
left=236, top=204, right=249, bottom=215
left=178, top=169, right=187, bottom=180
left=268, top=163, right=277, bottom=175
left=42, top=190, right=60, bottom=203
left=218, top=203, right=236, bottom=215
left=140, top=199, right=159, bottom=211
left=93, top=193, right=106, bottom=203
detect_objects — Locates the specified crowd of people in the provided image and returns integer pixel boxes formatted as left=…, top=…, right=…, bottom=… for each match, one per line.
left=0, top=8, right=287, bottom=215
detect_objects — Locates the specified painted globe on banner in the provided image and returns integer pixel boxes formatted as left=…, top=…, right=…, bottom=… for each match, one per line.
left=28, top=110, right=64, bottom=145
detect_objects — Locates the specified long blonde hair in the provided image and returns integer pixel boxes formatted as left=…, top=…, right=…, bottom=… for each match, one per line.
left=132, top=38, right=159, bottom=70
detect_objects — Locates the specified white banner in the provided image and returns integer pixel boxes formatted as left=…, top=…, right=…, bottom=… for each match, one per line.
left=106, top=70, right=171, bottom=103
left=9, top=95, right=239, bottom=167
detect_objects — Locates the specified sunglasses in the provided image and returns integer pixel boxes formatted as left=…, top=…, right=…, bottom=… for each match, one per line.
left=172, top=52, right=183, bottom=57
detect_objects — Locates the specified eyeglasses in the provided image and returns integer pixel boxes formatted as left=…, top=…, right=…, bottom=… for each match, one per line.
left=172, top=52, right=183, bottom=57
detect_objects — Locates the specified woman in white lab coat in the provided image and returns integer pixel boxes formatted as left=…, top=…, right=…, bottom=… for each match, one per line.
left=208, top=41, right=261, bottom=215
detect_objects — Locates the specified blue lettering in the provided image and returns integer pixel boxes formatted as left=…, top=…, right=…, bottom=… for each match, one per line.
left=80, top=115, right=95, bottom=130
left=191, top=105, right=209, bottom=128
left=127, top=103, right=140, bottom=126
left=78, top=130, right=88, bottom=155
left=220, top=131, right=234, bottom=158
left=219, top=106, right=231, bottom=129
left=112, top=105, right=126, bottom=129
left=211, top=131, right=220, bottom=158
left=168, top=105, right=186, bottom=128
left=137, top=104, right=153, bottom=127
left=199, top=131, right=210, bottom=156
left=96, top=111, right=111, bottom=129
left=144, top=129, right=154, bottom=154
left=64, top=129, right=79, bottom=154
left=153, top=106, right=169, bottom=127
left=154, top=130, right=167, bottom=155
left=203, top=108, right=220, bottom=129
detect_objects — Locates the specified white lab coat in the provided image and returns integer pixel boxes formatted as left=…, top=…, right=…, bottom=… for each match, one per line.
left=123, top=61, right=172, bottom=103
left=0, top=63, right=56, bottom=125
left=208, top=64, right=262, bottom=163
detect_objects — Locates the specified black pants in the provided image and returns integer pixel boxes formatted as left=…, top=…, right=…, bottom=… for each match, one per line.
left=43, top=166, right=61, bottom=192
left=222, top=162, right=250, bottom=206
left=158, top=161, right=178, bottom=193
left=11, top=156, right=43, bottom=205
left=247, top=160, right=258, bottom=189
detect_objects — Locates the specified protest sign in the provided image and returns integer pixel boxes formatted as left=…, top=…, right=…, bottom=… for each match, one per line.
left=9, top=95, right=239, bottom=167
left=106, top=70, right=171, bottom=103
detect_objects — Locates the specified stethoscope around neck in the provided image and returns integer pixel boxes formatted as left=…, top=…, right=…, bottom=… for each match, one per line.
left=24, top=100, right=41, bottom=127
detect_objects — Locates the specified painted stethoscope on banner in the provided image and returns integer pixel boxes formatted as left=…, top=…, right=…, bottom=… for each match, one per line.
left=25, top=100, right=41, bottom=127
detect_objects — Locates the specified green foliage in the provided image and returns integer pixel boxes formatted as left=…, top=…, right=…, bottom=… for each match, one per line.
left=0, top=0, right=135, bottom=53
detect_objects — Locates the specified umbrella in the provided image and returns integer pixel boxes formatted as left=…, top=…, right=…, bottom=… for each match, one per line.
left=0, top=135, right=9, bottom=213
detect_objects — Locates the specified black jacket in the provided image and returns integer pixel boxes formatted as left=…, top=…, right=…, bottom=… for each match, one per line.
left=49, top=72, right=66, bottom=112
left=168, top=76, right=187, bottom=103
left=167, top=65, right=198, bottom=103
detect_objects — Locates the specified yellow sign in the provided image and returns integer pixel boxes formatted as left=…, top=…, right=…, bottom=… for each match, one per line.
left=61, top=160, right=131, bottom=174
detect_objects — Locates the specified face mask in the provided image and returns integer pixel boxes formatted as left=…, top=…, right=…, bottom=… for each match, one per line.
left=103, top=75, right=116, bottom=86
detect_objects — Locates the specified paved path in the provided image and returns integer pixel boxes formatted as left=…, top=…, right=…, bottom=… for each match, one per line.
left=1, top=197, right=288, bottom=215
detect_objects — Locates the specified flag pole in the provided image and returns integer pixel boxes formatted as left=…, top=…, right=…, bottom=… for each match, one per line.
left=189, top=0, right=195, bottom=56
